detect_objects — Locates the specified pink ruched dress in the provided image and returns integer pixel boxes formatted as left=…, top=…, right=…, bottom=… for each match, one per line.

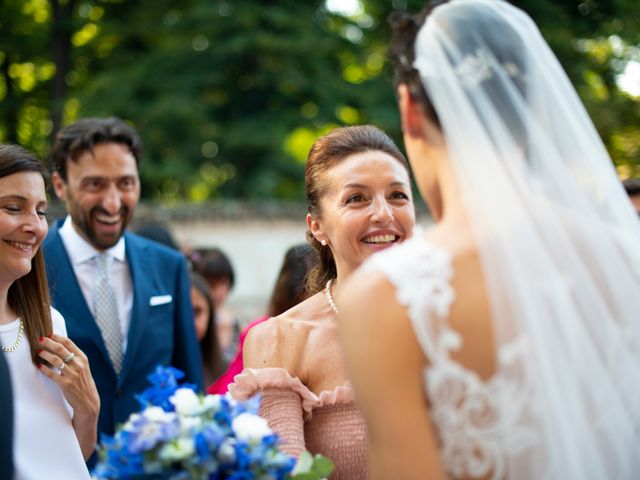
left=229, top=367, right=367, bottom=479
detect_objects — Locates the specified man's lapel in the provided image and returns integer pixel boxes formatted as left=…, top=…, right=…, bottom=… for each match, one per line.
left=119, top=233, right=152, bottom=383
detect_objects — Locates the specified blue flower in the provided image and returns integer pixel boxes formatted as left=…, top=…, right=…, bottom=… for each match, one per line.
left=135, top=366, right=197, bottom=412
left=125, top=407, right=181, bottom=454
left=201, top=423, right=226, bottom=450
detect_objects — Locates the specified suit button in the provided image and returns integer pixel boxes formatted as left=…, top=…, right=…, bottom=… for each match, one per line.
left=115, top=388, right=123, bottom=398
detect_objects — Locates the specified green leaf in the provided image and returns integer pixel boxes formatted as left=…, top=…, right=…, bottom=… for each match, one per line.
left=311, top=455, right=334, bottom=477
left=289, top=452, right=334, bottom=479
left=291, top=450, right=313, bottom=476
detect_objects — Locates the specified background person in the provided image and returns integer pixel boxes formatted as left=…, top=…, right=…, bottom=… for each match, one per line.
left=194, top=247, right=241, bottom=365
left=43, top=117, right=203, bottom=441
left=230, top=125, right=416, bottom=479
left=338, top=1, right=640, bottom=479
left=190, top=271, right=226, bottom=386
left=134, top=221, right=180, bottom=250
left=0, top=143, right=99, bottom=479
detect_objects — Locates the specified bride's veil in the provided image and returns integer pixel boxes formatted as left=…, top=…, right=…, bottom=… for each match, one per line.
left=412, top=0, right=640, bottom=477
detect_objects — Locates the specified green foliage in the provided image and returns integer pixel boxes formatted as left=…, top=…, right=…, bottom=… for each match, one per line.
left=0, top=0, right=638, bottom=200
left=290, top=451, right=334, bottom=479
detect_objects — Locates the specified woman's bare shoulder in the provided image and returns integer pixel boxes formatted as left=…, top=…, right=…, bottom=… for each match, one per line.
left=243, top=295, right=325, bottom=371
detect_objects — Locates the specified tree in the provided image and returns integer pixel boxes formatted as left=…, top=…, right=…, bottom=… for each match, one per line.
left=0, top=0, right=638, bottom=200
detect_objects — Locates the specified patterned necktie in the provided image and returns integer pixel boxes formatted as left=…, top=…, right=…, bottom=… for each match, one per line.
left=94, top=253, right=123, bottom=374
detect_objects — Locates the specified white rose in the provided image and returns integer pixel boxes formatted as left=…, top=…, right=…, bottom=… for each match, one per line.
left=122, top=412, right=140, bottom=431
left=143, top=406, right=177, bottom=423
left=179, top=415, right=202, bottom=434
left=170, top=388, right=201, bottom=416
left=203, top=394, right=222, bottom=411
left=231, top=413, right=272, bottom=443
left=158, top=437, right=195, bottom=462
left=218, top=438, right=236, bottom=463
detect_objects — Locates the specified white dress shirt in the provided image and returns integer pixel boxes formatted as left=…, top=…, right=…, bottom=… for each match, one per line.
left=58, top=215, right=134, bottom=352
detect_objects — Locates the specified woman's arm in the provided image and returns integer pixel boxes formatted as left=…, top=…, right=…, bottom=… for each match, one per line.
left=236, top=322, right=308, bottom=456
left=37, top=334, right=100, bottom=460
left=338, top=271, right=448, bottom=480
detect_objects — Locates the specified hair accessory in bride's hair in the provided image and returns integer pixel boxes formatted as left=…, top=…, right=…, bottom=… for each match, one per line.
left=503, top=62, right=520, bottom=78
left=455, top=48, right=493, bottom=90
left=453, top=50, right=523, bottom=91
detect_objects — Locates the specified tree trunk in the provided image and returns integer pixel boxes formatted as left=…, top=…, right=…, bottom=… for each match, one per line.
left=1, top=53, right=18, bottom=144
left=50, top=0, right=75, bottom=141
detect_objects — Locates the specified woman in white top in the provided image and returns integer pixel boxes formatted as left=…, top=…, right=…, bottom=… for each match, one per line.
left=0, top=143, right=99, bottom=479
left=338, top=1, right=640, bottom=479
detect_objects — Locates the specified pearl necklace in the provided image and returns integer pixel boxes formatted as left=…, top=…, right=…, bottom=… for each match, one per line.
left=324, top=279, right=339, bottom=315
left=1, top=319, right=24, bottom=353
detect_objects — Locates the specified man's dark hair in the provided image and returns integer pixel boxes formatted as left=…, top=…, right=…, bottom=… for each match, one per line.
left=50, top=117, right=142, bottom=181
left=623, top=178, right=640, bottom=197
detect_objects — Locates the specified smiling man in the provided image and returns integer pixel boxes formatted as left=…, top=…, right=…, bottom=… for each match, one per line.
left=43, top=117, right=203, bottom=447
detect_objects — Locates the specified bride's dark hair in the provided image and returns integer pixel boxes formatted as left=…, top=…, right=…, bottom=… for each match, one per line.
left=388, top=1, right=449, bottom=129
left=389, top=0, right=530, bottom=154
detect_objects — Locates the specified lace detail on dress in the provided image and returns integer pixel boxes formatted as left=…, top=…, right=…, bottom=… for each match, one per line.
left=363, top=230, right=537, bottom=479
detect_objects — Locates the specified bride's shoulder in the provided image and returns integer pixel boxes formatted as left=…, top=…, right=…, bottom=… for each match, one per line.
left=362, top=226, right=454, bottom=281
left=342, top=224, right=470, bottom=323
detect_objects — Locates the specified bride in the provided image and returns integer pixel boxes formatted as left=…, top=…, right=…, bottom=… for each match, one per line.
left=337, top=1, right=640, bottom=479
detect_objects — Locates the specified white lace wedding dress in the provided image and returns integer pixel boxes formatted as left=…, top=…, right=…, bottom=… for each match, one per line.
left=368, top=1, right=640, bottom=478
left=362, top=231, right=538, bottom=480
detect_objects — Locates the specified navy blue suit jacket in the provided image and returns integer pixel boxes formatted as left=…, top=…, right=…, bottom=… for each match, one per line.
left=43, top=219, right=203, bottom=437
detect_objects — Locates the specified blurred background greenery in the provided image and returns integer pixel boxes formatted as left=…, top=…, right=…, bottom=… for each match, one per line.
left=0, top=0, right=638, bottom=203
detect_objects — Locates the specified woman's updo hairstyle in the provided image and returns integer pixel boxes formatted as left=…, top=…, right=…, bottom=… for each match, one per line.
left=304, top=125, right=410, bottom=293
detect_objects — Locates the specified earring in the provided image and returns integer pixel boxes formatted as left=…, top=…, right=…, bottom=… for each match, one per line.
left=321, top=240, right=327, bottom=246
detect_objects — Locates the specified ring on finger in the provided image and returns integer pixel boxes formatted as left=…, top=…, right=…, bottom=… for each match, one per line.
left=58, top=362, right=66, bottom=374
left=63, top=352, right=75, bottom=364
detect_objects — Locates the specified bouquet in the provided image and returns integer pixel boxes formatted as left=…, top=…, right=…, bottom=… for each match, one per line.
left=93, top=366, right=333, bottom=479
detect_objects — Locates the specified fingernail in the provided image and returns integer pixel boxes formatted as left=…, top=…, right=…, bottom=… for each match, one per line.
left=37, top=364, right=42, bottom=369
left=38, top=337, right=44, bottom=342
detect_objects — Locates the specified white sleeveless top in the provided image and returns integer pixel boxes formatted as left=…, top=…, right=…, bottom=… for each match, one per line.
left=362, top=230, right=536, bottom=480
left=0, top=307, right=90, bottom=480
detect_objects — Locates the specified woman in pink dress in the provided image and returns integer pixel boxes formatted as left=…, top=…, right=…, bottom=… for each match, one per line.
left=229, top=125, right=416, bottom=479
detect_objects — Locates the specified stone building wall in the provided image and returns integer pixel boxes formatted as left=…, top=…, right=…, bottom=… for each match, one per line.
left=48, top=200, right=430, bottom=326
